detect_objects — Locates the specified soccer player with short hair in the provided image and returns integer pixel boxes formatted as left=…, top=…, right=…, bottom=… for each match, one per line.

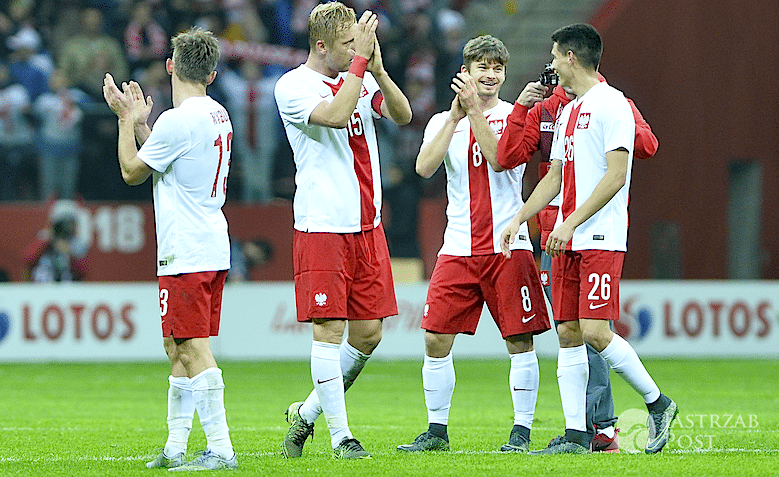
left=274, top=1, right=412, bottom=459
left=396, top=34, right=551, bottom=454
left=501, top=23, right=677, bottom=455
left=497, top=67, right=658, bottom=452
left=103, top=27, right=237, bottom=471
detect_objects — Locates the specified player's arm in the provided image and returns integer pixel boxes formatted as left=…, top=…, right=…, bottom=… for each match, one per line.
left=309, top=11, right=378, bottom=128
left=368, top=37, right=412, bottom=125
left=545, top=148, right=628, bottom=256
left=416, top=97, right=464, bottom=178
left=497, top=82, right=547, bottom=169
left=500, top=159, right=562, bottom=257
left=102, top=73, right=153, bottom=186
left=627, top=98, right=659, bottom=160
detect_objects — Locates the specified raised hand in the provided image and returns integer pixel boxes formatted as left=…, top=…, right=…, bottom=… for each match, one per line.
left=366, top=37, right=384, bottom=74
left=353, top=10, right=377, bottom=59
left=126, top=81, right=153, bottom=127
left=103, top=73, right=133, bottom=121
left=516, top=81, right=549, bottom=108
left=451, top=71, right=479, bottom=115
left=448, top=93, right=466, bottom=123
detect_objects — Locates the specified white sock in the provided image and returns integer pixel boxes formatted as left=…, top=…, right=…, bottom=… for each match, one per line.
left=164, top=376, right=194, bottom=457
left=557, top=345, right=588, bottom=432
left=509, top=350, right=539, bottom=429
left=300, top=341, right=370, bottom=424
left=600, top=333, right=661, bottom=404
left=597, top=425, right=615, bottom=438
left=422, top=353, right=455, bottom=425
left=311, top=341, right=351, bottom=447
left=191, top=368, right=234, bottom=459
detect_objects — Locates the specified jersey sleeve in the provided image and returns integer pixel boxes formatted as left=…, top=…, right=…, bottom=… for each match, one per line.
left=421, top=112, right=447, bottom=147
left=137, top=110, right=191, bottom=172
left=627, top=98, right=659, bottom=160
left=602, top=93, right=634, bottom=155
left=496, top=101, right=542, bottom=169
left=550, top=102, right=568, bottom=161
left=364, top=73, right=383, bottom=119
left=274, top=72, right=326, bottom=127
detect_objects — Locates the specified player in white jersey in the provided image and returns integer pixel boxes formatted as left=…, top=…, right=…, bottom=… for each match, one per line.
left=501, top=23, right=677, bottom=455
left=396, top=35, right=550, bottom=454
left=103, top=28, right=237, bottom=471
left=274, top=2, right=412, bottom=459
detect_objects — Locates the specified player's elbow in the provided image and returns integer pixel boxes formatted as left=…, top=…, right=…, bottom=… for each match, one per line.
left=415, top=162, right=435, bottom=179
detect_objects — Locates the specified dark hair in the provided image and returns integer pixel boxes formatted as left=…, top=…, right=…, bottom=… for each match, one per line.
left=462, top=35, right=509, bottom=69
left=551, top=23, right=602, bottom=70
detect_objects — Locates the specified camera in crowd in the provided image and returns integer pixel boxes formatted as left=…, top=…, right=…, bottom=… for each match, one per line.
left=539, top=63, right=559, bottom=86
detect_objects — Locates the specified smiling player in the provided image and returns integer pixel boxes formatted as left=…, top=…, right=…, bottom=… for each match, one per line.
left=396, top=35, right=551, bottom=454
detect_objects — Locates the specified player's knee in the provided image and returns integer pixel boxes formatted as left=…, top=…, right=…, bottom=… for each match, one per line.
left=581, top=327, right=610, bottom=352
left=351, top=326, right=382, bottom=354
left=424, top=331, right=453, bottom=358
left=556, top=322, right=583, bottom=348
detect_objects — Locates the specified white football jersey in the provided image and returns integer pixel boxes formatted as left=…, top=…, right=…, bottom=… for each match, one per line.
left=550, top=82, right=635, bottom=251
left=137, top=96, right=232, bottom=275
left=422, top=100, right=533, bottom=256
left=275, top=64, right=384, bottom=233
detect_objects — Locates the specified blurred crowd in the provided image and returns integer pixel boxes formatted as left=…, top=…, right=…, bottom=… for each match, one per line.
left=1, top=0, right=472, bottom=260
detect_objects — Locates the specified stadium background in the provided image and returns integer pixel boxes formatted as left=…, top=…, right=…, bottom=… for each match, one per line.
left=0, top=0, right=777, bottom=362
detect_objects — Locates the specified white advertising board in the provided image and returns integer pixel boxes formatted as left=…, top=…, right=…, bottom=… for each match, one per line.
left=0, top=281, right=776, bottom=361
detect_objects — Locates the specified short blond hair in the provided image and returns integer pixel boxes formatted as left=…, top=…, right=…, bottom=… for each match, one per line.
left=308, top=1, right=356, bottom=49
left=171, top=27, right=220, bottom=84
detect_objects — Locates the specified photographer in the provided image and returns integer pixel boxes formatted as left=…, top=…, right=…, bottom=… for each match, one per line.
left=23, top=202, right=88, bottom=282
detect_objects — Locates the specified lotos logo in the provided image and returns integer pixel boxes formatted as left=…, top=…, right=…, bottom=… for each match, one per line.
left=614, top=295, right=653, bottom=342
left=314, top=293, right=327, bottom=307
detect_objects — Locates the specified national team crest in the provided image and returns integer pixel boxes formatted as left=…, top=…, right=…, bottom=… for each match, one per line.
left=489, top=119, right=504, bottom=135
left=576, top=113, right=591, bottom=129
left=315, top=292, right=327, bottom=307
left=540, top=270, right=550, bottom=287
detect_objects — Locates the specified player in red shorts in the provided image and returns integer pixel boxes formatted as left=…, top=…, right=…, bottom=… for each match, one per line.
left=103, top=28, right=237, bottom=471
left=502, top=23, right=677, bottom=455
left=497, top=66, right=658, bottom=453
left=396, top=35, right=551, bottom=454
left=274, top=1, right=412, bottom=459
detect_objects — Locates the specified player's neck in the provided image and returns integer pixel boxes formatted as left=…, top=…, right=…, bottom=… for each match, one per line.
left=570, top=71, right=600, bottom=99
left=172, top=81, right=207, bottom=108
left=305, top=54, right=339, bottom=79
left=478, top=93, right=500, bottom=112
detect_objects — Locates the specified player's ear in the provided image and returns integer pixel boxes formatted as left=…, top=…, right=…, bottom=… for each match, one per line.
left=206, top=70, right=217, bottom=85
left=460, top=64, right=468, bottom=74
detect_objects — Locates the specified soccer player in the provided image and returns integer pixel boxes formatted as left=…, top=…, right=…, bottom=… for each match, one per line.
left=274, top=2, right=412, bottom=459
left=395, top=35, right=551, bottom=454
left=497, top=71, right=658, bottom=452
left=102, top=28, right=237, bottom=471
left=501, top=23, right=677, bottom=455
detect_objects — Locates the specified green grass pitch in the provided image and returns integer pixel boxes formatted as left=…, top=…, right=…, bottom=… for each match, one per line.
left=0, top=357, right=775, bottom=476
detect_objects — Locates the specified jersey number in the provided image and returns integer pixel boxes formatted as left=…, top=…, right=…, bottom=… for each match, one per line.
left=471, top=142, right=483, bottom=167
left=520, top=286, right=532, bottom=312
left=212, top=132, right=233, bottom=197
left=159, top=288, right=169, bottom=316
left=347, top=112, right=364, bottom=137
left=587, top=273, right=612, bottom=301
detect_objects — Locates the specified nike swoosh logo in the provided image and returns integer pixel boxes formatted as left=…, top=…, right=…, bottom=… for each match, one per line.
left=316, top=376, right=339, bottom=384
left=513, top=387, right=531, bottom=391
left=589, top=303, right=608, bottom=310
left=521, top=314, right=535, bottom=323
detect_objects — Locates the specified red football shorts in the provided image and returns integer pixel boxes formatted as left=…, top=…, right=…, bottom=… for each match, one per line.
left=552, top=250, right=625, bottom=321
left=293, top=224, right=398, bottom=322
left=158, top=270, right=228, bottom=339
left=422, top=251, right=551, bottom=339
